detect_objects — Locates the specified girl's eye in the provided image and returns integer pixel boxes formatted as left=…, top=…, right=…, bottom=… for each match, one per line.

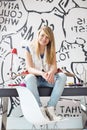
left=41, top=34, right=44, bottom=37
left=45, top=36, right=49, bottom=39
left=40, top=34, right=49, bottom=39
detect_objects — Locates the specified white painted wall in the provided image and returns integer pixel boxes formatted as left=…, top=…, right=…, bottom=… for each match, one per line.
left=0, top=0, right=87, bottom=128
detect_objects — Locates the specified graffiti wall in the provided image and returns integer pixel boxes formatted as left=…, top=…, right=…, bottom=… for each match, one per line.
left=0, top=0, right=87, bottom=86
left=0, top=0, right=87, bottom=117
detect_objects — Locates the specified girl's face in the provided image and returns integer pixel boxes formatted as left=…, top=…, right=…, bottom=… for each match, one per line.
left=38, top=30, right=50, bottom=46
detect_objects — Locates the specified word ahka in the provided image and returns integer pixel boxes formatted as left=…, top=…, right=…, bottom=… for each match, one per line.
left=0, top=1, right=20, bottom=10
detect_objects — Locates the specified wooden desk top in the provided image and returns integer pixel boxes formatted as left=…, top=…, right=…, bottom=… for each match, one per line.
left=0, top=87, right=87, bottom=97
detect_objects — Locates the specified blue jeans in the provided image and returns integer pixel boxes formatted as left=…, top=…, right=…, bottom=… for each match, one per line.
left=23, top=72, right=67, bottom=107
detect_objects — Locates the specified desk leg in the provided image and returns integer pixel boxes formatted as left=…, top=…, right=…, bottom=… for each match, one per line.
left=1, top=97, right=8, bottom=130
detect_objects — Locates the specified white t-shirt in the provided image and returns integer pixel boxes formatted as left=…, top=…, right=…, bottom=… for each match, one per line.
left=26, top=43, right=51, bottom=72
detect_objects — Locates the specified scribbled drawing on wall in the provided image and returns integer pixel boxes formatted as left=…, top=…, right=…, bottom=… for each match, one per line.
left=56, top=0, right=87, bottom=83
left=0, top=36, right=26, bottom=86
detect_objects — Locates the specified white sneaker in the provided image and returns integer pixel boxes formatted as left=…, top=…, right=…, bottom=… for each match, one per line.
left=45, top=106, right=62, bottom=121
left=40, top=107, right=50, bottom=121
left=45, top=107, right=53, bottom=120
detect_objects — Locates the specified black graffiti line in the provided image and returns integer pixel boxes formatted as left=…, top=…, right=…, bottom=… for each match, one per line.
left=58, top=0, right=68, bottom=14
left=72, top=0, right=80, bottom=7
left=7, top=97, right=20, bottom=117
left=16, top=13, right=28, bottom=33
left=0, top=52, right=11, bottom=85
left=0, top=60, right=4, bottom=85
left=1, top=0, right=16, bottom=1
left=21, top=0, right=28, bottom=12
left=0, top=35, right=13, bottom=49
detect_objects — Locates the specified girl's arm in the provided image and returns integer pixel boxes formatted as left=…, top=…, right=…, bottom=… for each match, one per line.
left=25, top=50, right=44, bottom=76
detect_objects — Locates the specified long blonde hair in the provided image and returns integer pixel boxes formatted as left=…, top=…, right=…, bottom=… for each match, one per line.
left=35, top=26, right=56, bottom=65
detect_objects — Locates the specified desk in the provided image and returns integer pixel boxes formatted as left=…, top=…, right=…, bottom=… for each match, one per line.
left=0, top=87, right=87, bottom=130
left=0, top=87, right=87, bottom=97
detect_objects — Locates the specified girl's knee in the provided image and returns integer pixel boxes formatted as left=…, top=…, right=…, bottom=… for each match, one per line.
left=24, top=74, right=37, bottom=82
left=57, top=72, right=67, bottom=81
left=61, top=72, right=67, bottom=80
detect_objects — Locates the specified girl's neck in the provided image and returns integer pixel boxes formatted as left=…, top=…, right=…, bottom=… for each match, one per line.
left=40, top=45, right=45, bottom=55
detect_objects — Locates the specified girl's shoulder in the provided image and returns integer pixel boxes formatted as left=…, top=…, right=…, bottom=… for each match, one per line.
left=28, top=40, right=36, bottom=51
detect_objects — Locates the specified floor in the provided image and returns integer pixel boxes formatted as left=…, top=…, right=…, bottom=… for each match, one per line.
left=0, top=116, right=86, bottom=130
left=0, top=106, right=86, bottom=130
left=0, top=97, right=87, bottom=130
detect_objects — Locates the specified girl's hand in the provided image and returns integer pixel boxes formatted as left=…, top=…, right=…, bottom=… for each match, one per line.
left=46, top=71, right=55, bottom=84
left=41, top=72, right=48, bottom=80
left=42, top=71, right=55, bottom=84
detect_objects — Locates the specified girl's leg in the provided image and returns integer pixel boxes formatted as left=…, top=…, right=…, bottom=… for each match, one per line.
left=23, top=74, right=42, bottom=107
left=47, top=72, right=67, bottom=107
